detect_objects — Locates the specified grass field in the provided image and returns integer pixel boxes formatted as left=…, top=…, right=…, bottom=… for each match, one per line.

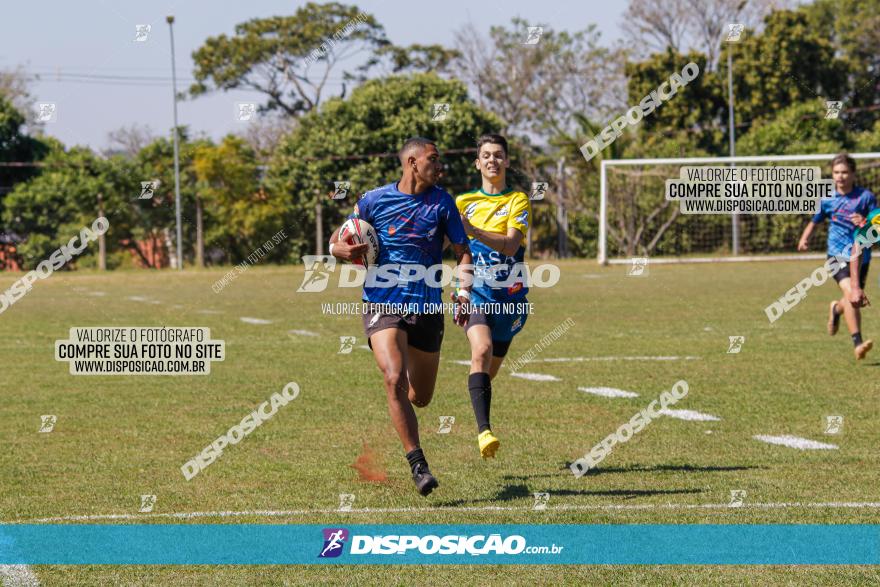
left=1, top=258, right=879, bottom=585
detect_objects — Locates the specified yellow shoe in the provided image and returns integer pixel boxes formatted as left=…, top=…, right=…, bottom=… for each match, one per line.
left=478, top=430, right=500, bottom=459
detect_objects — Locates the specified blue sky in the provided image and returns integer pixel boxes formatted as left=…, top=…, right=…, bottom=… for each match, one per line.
left=1, top=1, right=626, bottom=150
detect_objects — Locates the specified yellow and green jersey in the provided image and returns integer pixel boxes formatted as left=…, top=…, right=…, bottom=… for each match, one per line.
left=455, top=187, right=531, bottom=304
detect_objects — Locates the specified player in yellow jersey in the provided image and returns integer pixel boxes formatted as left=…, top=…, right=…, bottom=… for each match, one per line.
left=455, top=134, right=532, bottom=458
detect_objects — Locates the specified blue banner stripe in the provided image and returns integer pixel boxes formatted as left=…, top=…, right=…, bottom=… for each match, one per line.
left=0, top=525, right=877, bottom=565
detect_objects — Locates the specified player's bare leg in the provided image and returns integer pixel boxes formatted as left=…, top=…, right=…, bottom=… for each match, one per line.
left=488, top=356, right=504, bottom=379
left=466, top=324, right=499, bottom=458
left=836, top=278, right=872, bottom=359
left=369, top=327, right=439, bottom=495
left=406, top=346, right=440, bottom=408
left=467, top=325, right=493, bottom=374
left=369, top=328, right=418, bottom=450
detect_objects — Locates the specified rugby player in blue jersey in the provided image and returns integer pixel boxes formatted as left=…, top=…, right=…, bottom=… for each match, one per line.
left=455, top=134, right=532, bottom=458
left=329, top=137, right=473, bottom=496
left=798, top=153, right=876, bottom=360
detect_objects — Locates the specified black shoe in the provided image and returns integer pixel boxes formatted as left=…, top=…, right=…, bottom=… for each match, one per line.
left=412, top=463, right=439, bottom=496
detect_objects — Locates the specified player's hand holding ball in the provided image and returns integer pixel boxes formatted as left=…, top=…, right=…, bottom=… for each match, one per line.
left=333, top=218, right=379, bottom=266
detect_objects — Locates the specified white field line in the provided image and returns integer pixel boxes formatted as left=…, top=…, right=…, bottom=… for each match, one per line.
left=240, top=317, right=273, bottom=325
left=659, top=409, right=721, bottom=422
left=7, top=501, right=880, bottom=524
left=753, top=434, right=838, bottom=450
left=287, top=329, right=319, bottom=337
left=0, top=565, right=39, bottom=587
left=453, top=356, right=701, bottom=366
left=578, top=387, right=640, bottom=398
left=511, top=373, right=561, bottom=382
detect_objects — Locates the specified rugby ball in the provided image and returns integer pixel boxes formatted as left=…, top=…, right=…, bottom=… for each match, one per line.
left=338, top=218, right=379, bottom=266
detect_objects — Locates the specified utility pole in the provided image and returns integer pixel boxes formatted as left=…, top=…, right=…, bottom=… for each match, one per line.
left=728, top=1, right=748, bottom=256
left=167, top=15, right=183, bottom=270
left=97, top=192, right=106, bottom=270
left=556, top=157, right=569, bottom=258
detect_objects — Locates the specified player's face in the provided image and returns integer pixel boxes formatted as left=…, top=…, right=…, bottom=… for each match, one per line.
left=832, top=163, right=854, bottom=193
left=413, top=144, right=442, bottom=184
left=476, top=143, right=509, bottom=180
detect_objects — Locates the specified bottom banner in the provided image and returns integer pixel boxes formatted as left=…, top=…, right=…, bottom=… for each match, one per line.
left=0, top=525, right=877, bottom=564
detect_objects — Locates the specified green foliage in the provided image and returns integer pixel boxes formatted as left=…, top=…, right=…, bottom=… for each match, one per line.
left=376, top=44, right=461, bottom=74
left=736, top=98, right=849, bottom=156
left=266, top=73, right=503, bottom=260
left=724, top=9, right=846, bottom=135
left=0, top=96, right=50, bottom=206
left=803, top=0, right=880, bottom=130
left=192, top=136, right=290, bottom=262
left=2, top=146, right=140, bottom=268
left=625, top=50, right=725, bottom=154
left=190, top=3, right=388, bottom=115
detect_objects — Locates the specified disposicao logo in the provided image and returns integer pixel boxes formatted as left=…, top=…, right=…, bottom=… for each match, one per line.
left=318, top=528, right=349, bottom=558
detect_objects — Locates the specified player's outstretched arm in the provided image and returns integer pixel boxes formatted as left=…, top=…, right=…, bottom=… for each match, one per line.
left=798, top=221, right=817, bottom=251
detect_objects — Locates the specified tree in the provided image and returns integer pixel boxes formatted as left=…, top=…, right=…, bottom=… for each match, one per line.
left=724, top=9, right=847, bottom=133
left=621, top=0, right=790, bottom=70
left=0, top=66, right=44, bottom=129
left=804, top=0, right=880, bottom=131
left=192, top=136, right=289, bottom=264
left=266, top=73, right=504, bottom=259
left=453, top=18, right=624, bottom=139
left=2, top=146, right=140, bottom=269
left=0, top=96, right=50, bottom=193
left=625, top=49, right=726, bottom=154
left=375, top=44, right=461, bottom=74
left=104, top=124, right=156, bottom=158
left=190, top=3, right=388, bottom=116
left=736, top=98, right=850, bottom=156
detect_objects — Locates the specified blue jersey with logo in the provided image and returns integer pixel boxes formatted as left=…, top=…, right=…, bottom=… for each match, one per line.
left=351, top=182, right=469, bottom=311
left=812, top=186, right=877, bottom=263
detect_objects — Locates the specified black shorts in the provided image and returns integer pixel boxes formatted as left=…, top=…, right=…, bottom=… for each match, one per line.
left=829, top=255, right=869, bottom=288
left=362, top=304, right=444, bottom=353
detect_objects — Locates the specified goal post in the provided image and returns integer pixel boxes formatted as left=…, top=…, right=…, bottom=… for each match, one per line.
left=598, top=152, right=880, bottom=265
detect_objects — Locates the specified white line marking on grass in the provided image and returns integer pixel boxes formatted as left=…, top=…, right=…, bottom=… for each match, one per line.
left=287, top=329, right=319, bottom=337
left=753, top=434, right=838, bottom=450
left=240, top=317, right=273, bottom=325
left=358, top=345, right=371, bottom=351
left=659, top=409, right=721, bottom=422
left=197, top=310, right=224, bottom=315
left=86, top=291, right=106, bottom=297
left=453, top=356, right=700, bottom=365
left=511, top=372, right=561, bottom=382
left=578, top=387, right=639, bottom=398
left=126, top=296, right=149, bottom=302
left=539, top=356, right=700, bottom=363
left=0, top=565, right=40, bottom=586
left=8, top=501, right=880, bottom=524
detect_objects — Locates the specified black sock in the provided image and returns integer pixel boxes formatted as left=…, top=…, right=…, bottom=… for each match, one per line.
left=468, top=372, right=492, bottom=433
left=853, top=332, right=863, bottom=347
left=406, top=447, right=427, bottom=474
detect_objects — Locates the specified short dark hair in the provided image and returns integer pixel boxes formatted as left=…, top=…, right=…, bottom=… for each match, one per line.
left=476, top=134, right=509, bottom=157
left=832, top=152, right=856, bottom=172
left=398, top=137, right=436, bottom=165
